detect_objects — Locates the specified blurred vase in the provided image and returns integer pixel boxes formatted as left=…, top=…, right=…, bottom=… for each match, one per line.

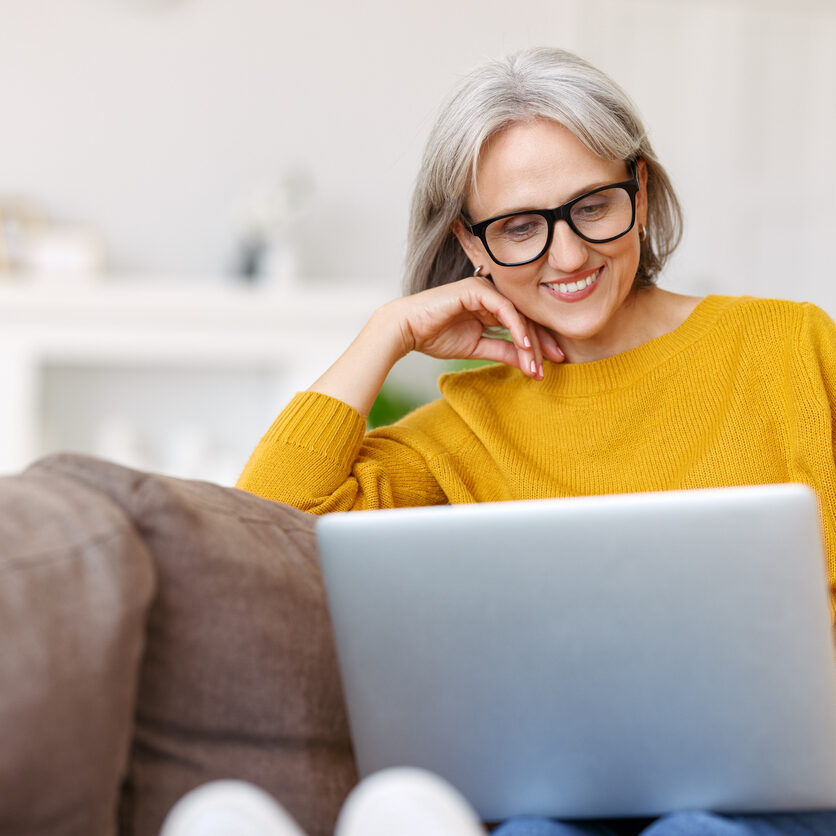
left=21, top=225, right=105, bottom=284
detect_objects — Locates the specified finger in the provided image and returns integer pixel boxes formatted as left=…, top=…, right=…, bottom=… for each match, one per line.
left=479, top=298, right=541, bottom=377
left=476, top=330, right=546, bottom=379
left=534, top=324, right=566, bottom=363
left=472, top=334, right=529, bottom=370
left=513, top=333, right=539, bottom=379
left=458, top=280, right=544, bottom=377
left=460, top=283, right=533, bottom=354
left=526, top=320, right=545, bottom=379
left=512, top=328, right=539, bottom=379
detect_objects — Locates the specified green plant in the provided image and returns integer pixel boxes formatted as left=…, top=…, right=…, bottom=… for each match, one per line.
left=367, top=384, right=427, bottom=429
left=368, top=358, right=496, bottom=429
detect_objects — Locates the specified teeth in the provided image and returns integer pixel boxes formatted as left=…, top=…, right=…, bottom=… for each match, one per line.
left=549, top=268, right=600, bottom=294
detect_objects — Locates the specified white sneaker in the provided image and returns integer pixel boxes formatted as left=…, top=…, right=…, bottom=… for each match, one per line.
left=335, top=767, right=487, bottom=836
left=159, top=780, right=308, bottom=836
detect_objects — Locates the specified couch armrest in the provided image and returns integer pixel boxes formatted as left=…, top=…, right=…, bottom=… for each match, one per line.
left=31, top=453, right=357, bottom=836
left=0, top=463, right=155, bottom=836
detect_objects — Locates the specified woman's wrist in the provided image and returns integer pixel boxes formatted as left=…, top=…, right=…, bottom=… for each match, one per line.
left=307, top=300, right=412, bottom=416
left=367, top=298, right=417, bottom=363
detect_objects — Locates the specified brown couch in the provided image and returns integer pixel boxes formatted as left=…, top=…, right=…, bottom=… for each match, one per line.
left=0, top=453, right=358, bottom=836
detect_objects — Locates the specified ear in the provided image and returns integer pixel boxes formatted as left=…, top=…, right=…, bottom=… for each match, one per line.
left=451, top=218, right=488, bottom=273
left=636, top=157, right=649, bottom=227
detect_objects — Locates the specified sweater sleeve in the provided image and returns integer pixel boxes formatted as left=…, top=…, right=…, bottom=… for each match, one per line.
left=798, top=303, right=836, bottom=416
left=794, top=303, right=836, bottom=628
left=235, top=390, right=446, bottom=513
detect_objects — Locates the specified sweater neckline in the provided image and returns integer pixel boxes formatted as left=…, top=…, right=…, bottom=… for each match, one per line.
left=539, top=294, right=735, bottom=395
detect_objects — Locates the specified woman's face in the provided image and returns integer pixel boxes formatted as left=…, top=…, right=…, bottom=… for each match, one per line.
left=454, top=119, right=648, bottom=360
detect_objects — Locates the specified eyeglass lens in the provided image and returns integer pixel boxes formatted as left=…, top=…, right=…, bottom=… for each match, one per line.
left=484, top=185, right=634, bottom=265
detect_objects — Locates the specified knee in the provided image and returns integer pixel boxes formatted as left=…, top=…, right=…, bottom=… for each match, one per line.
left=492, top=818, right=562, bottom=836
left=643, top=810, right=744, bottom=835
left=492, top=817, right=609, bottom=836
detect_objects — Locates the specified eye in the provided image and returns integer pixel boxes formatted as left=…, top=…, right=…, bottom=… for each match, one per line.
left=571, top=189, right=622, bottom=225
left=494, top=214, right=546, bottom=240
left=573, top=198, right=609, bottom=220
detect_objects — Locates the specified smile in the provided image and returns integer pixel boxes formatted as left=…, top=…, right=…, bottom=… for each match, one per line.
left=542, top=266, right=602, bottom=300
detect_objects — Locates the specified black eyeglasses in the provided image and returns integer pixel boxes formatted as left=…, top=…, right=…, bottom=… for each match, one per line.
left=465, top=161, right=639, bottom=267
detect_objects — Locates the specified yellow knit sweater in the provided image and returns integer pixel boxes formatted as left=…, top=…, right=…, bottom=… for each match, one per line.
left=237, top=294, right=836, bottom=613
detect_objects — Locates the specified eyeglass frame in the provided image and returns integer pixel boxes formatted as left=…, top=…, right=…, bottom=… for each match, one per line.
left=463, top=160, right=640, bottom=268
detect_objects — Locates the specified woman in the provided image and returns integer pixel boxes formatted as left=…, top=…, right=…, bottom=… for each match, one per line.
left=238, top=48, right=836, bottom=835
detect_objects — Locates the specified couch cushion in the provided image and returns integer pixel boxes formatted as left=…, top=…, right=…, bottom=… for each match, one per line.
left=32, top=453, right=357, bottom=836
left=0, top=465, right=155, bottom=836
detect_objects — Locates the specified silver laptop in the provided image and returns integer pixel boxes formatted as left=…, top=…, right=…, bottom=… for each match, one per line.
left=316, top=484, right=836, bottom=821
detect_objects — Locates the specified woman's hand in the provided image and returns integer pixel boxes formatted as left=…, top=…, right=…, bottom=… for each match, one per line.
left=308, top=277, right=564, bottom=416
left=387, top=276, right=565, bottom=377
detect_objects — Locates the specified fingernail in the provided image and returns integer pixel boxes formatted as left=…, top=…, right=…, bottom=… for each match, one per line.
left=539, top=364, right=544, bottom=377
left=523, top=336, right=531, bottom=348
left=530, top=360, right=537, bottom=375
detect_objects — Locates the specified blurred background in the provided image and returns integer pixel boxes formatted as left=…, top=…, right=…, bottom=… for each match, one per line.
left=1, top=0, right=833, bottom=483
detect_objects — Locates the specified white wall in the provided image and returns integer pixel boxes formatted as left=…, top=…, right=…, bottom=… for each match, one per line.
left=1, top=0, right=834, bottom=306
left=582, top=0, right=836, bottom=306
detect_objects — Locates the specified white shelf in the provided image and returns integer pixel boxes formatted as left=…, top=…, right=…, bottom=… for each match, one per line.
left=0, top=279, right=392, bottom=483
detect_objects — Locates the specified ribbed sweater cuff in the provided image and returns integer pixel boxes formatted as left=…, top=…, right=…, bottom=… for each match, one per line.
left=262, top=390, right=367, bottom=466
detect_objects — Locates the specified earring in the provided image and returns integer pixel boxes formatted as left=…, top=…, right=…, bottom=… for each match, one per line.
left=638, top=224, right=647, bottom=242
left=473, top=265, right=484, bottom=277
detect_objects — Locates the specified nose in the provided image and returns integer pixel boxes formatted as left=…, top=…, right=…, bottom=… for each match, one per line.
left=546, top=220, right=588, bottom=273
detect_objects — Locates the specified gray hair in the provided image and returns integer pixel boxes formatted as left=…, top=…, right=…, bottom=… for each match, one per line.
left=404, top=47, right=682, bottom=294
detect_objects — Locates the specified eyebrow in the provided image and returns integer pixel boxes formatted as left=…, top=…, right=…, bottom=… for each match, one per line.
left=481, top=176, right=625, bottom=221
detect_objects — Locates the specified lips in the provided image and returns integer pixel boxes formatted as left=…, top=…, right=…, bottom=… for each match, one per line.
left=541, top=266, right=602, bottom=302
